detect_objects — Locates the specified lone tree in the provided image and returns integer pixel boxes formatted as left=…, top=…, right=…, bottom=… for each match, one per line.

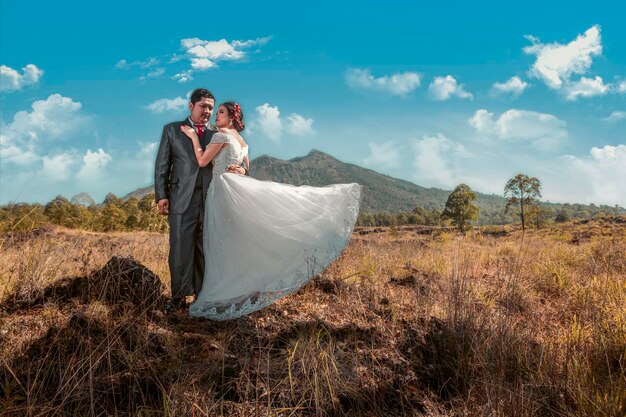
left=441, top=184, right=479, bottom=232
left=504, top=174, right=542, bottom=230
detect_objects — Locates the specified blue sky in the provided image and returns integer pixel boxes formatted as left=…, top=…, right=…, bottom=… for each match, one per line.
left=1, top=0, right=625, bottom=206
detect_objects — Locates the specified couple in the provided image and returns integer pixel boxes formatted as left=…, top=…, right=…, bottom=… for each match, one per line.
left=154, top=88, right=361, bottom=320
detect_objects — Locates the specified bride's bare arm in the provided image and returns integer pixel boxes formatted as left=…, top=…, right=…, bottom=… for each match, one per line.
left=180, top=125, right=224, bottom=167
left=195, top=144, right=223, bottom=167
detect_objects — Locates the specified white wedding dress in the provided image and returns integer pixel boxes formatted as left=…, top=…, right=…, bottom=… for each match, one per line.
left=188, top=132, right=362, bottom=320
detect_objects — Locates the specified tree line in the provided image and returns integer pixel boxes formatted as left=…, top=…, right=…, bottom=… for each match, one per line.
left=356, top=174, right=624, bottom=231
left=1, top=174, right=624, bottom=234
left=0, top=193, right=168, bottom=234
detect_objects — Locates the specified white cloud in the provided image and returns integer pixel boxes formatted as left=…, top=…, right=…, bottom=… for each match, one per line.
left=563, top=145, right=626, bottom=206
left=469, top=109, right=568, bottom=151
left=9, top=94, right=84, bottom=139
left=115, top=57, right=159, bottom=70
left=428, top=76, right=473, bottom=100
left=345, top=68, right=421, bottom=96
left=0, top=94, right=86, bottom=168
left=169, top=54, right=184, bottom=64
left=0, top=131, right=38, bottom=165
left=255, top=103, right=283, bottom=142
left=0, top=64, right=43, bottom=92
left=618, top=80, right=626, bottom=94
left=364, top=141, right=402, bottom=167
left=1, top=143, right=159, bottom=204
left=285, top=114, right=315, bottom=136
left=604, top=111, right=626, bottom=124
left=190, top=58, right=217, bottom=70
left=232, top=37, right=272, bottom=48
left=139, top=67, right=165, bottom=80
left=77, top=149, right=112, bottom=180
left=145, top=96, right=188, bottom=113
left=411, top=133, right=467, bottom=188
left=0, top=99, right=166, bottom=203
left=42, top=153, right=75, bottom=181
left=562, top=76, right=610, bottom=100
left=184, top=40, right=244, bottom=61
left=119, top=37, right=270, bottom=83
left=115, top=59, right=129, bottom=69
left=181, top=37, right=267, bottom=69
left=491, top=76, right=529, bottom=97
left=254, top=103, right=314, bottom=142
left=139, top=141, right=158, bottom=156
left=173, top=71, right=193, bottom=83
left=165, top=36, right=271, bottom=82
left=524, top=25, right=602, bottom=89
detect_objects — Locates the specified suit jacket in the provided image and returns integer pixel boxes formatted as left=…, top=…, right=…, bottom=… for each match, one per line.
left=154, top=119, right=215, bottom=214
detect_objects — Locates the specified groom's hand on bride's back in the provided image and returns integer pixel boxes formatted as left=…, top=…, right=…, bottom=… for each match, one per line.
left=227, top=165, right=246, bottom=175
left=157, top=199, right=169, bottom=215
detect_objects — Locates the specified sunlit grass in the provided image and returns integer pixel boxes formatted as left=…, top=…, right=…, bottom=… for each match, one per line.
left=1, top=217, right=624, bottom=416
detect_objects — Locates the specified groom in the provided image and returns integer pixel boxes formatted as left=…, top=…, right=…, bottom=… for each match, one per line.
left=154, top=88, right=244, bottom=313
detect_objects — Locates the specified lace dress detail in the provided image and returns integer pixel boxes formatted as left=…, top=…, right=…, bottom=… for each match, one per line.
left=208, top=132, right=247, bottom=174
left=189, top=133, right=361, bottom=320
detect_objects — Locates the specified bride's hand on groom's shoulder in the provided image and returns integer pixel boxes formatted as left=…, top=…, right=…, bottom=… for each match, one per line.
left=180, top=125, right=197, bottom=140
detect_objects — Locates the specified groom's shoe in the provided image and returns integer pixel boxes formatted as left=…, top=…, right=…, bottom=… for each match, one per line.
left=165, top=297, right=185, bottom=314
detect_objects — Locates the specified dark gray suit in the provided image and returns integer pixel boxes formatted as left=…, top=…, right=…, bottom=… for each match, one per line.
left=155, top=119, right=214, bottom=300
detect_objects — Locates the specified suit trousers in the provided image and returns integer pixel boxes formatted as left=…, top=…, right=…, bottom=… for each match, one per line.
left=168, top=186, right=205, bottom=299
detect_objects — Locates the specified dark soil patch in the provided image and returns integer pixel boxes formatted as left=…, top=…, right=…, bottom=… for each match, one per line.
left=2, top=256, right=165, bottom=313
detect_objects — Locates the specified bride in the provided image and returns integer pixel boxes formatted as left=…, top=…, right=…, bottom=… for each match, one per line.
left=179, top=102, right=361, bottom=320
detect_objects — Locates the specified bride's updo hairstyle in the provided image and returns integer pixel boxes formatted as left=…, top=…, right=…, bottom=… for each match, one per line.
left=222, top=101, right=245, bottom=132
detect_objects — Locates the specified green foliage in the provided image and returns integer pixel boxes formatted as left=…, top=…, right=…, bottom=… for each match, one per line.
left=356, top=207, right=441, bottom=227
left=103, top=193, right=122, bottom=207
left=0, top=203, right=48, bottom=233
left=527, top=204, right=552, bottom=229
left=0, top=193, right=169, bottom=235
left=504, top=174, right=542, bottom=230
left=555, top=209, right=570, bottom=223
left=441, top=184, right=479, bottom=232
left=137, top=194, right=169, bottom=232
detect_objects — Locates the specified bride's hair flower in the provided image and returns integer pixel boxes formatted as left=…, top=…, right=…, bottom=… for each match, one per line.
left=222, top=101, right=245, bottom=132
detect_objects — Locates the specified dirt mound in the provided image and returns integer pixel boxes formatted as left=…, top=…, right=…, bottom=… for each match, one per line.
left=89, top=255, right=164, bottom=307
left=311, top=275, right=349, bottom=294
left=2, top=256, right=165, bottom=313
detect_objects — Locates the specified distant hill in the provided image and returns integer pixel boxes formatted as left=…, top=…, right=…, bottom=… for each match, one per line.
left=122, top=150, right=460, bottom=212
left=70, top=192, right=96, bottom=207
left=121, top=186, right=153, bottom=202
left=120, top=149, right=624, bottom=224
left=248, top=150, right=531, bottom=223
left=249, top=150, right=455, bottom=212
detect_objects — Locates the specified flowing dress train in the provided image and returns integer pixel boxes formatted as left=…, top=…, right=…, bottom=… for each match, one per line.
left=188, top=133, right=361, bottom=320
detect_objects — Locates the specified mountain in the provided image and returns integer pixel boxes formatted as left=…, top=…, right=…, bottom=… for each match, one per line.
left=121, top=186, right=153, bottom=201
left=120, top=150, right=624, bottom=222
left=70, top=192, right=96, bottom=206
left=249, top=150, right=452, bottom=212
left=122, top=150, right=453, bottom=212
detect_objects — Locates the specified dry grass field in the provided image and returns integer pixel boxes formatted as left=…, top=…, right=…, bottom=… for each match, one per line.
left=0, top=217, right=625, bottom=416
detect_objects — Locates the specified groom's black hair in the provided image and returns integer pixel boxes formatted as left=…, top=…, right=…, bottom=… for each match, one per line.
left=190, top=88, right=215, bottom=104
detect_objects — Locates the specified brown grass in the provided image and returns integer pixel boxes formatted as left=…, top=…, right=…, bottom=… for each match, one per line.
left=0, top=218, right=625, bottom=416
